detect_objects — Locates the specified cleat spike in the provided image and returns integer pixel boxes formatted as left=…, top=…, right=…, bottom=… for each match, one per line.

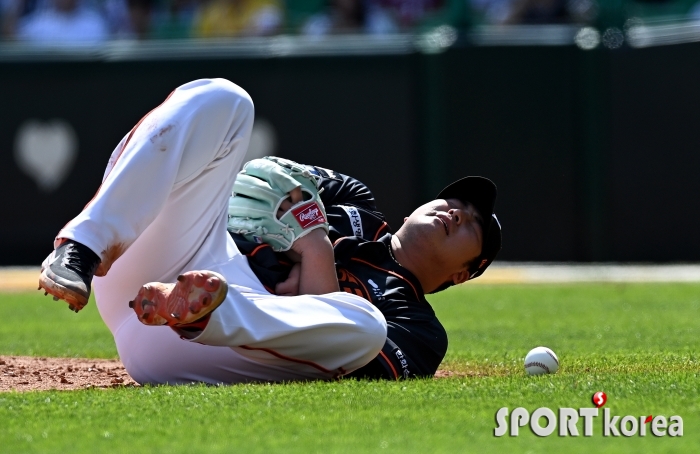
left=68, top=305, right=75, bottom=311
left=128, top=300, right=134, bottom=308
left=38, top=286, right=42, bottom=291
left=53, top=296, right=59, bottom=301
left=44, top=292, right=48, bottom=296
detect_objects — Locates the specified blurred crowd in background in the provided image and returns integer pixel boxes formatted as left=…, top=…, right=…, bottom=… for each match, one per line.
left=1, top=0, right=700, bottom=44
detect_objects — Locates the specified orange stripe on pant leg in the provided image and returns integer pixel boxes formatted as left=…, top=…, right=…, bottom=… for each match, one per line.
left=239, top=345, right=347, bottom=378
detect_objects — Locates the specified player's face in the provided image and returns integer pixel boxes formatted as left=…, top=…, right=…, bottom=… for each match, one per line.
left=402, top=198, right=484, bottom=277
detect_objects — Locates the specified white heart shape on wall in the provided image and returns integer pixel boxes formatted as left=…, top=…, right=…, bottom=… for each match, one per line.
left=14, top=119, right=78, bottom=192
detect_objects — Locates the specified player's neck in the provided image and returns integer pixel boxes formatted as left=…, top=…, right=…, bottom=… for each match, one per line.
left=390, top=235, right=442, bottom=294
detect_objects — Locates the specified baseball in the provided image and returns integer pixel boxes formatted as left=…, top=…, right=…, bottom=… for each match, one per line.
left=524, top=346, right=559, bottom=375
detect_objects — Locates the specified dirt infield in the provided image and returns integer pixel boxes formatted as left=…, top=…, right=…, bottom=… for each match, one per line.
left=0, top=356, right=138, bottom=392
left=0, top=356, right=474, bottom=392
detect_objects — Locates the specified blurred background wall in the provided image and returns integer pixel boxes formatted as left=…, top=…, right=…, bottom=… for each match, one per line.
left=1, top=0, right=700, bottom=264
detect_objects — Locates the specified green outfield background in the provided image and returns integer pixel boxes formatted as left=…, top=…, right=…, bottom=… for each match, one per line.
left=0, top=282, right=697, bottom=453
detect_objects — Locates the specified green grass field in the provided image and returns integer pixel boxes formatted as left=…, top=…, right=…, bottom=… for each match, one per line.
left=0, top=283, right=698, bottom=453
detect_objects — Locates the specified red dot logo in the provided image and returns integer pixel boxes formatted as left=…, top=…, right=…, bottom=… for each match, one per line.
left=592, top=391, right=607, bottom=408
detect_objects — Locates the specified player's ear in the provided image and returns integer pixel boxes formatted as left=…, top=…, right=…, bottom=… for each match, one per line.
left=403, top=217, right=408, bottom=223
left=451, top=269, right=469, bottom=285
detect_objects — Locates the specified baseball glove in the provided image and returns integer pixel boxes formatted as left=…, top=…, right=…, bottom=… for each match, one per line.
left=227, top=156, right=329, bottom=252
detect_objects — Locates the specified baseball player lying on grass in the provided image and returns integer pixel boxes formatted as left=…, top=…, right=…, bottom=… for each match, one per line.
left=38, top=78, right=501, bottom=384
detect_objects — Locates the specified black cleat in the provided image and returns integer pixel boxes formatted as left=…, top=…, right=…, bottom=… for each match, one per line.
left=38, top=240, right=101, bottom=312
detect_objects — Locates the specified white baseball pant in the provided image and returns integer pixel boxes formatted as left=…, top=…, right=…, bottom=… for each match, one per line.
left=56, top=78, right=387, bottom=384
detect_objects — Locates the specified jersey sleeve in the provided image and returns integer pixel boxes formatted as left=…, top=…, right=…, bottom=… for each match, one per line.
left=304, top=165, right=391, bottom=242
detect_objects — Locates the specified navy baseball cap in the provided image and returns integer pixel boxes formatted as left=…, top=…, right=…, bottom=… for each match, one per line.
left=436, top=176, right=502, bottom=280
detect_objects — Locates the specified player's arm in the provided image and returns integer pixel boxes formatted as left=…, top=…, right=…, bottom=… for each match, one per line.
left=289, top=229, right=339, bottom=294
left=277, top=190, right=338, bottom=295
left=228, top=158, right=340, bottom=295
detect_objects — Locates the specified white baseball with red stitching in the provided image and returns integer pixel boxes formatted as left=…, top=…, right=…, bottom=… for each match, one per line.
left=524, top=346, right=559, bottom=375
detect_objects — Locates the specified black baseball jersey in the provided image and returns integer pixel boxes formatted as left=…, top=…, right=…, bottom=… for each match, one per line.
left=229, top=165, right=448, bottom=380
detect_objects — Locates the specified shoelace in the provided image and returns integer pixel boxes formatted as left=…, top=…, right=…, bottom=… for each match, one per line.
left=61, top=242, right=100, bottom=277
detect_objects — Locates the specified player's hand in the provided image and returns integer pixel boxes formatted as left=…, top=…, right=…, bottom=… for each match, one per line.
left=276, top=187, right=303, bottom=219
left=228, top=157, right=328, bottom=252
left=278, top=187, right=304, bottom=263
left=275, top=263, right=301, bottom=296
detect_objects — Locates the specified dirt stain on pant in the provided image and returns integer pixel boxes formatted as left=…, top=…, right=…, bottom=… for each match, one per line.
left=95, top=242, right=128, bottom=277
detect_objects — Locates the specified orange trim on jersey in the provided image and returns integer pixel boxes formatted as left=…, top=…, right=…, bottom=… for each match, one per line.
left=337, top=267, right=371, bottom=301
left=379, top=350, right=399, bottom=380
left=372, top=222, right=388, bottom=241
left=333, top=236, right=349, bottom=247
left=239, top=345, right=346, bottom=377
left=249, top=244, right=270, bottom=256
left=350, top=257, right=421, bottom=300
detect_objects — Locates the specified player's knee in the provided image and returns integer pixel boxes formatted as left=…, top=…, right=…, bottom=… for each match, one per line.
left=343, top=297, right=387, bottom=368
left=210, top=78, right=254, bottom=116
left=362, top=313, right=387, bottom=358
left=181, top=78, right=254, bottom=122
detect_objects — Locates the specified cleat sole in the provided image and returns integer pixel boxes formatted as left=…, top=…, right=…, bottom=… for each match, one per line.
left=38, top=273, right=88, bottom=312
left=130, top=270, right=227, bottom=326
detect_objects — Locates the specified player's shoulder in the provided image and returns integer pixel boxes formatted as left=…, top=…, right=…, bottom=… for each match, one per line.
left=332, top=234, right=385, bottom=260
left=327, top=206, right=390, bottom=243
left=305, top=165, right=341, bottom=181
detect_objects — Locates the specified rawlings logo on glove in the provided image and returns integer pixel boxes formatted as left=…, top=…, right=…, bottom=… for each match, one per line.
left=227, top=157, right=330, bottom=252
left=293, top=202, right=325, bottom=228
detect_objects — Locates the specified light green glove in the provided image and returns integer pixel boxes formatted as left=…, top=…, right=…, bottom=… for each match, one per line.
left=227, top=157, right=329, bottom=252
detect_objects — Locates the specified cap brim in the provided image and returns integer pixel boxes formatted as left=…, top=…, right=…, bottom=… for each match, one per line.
left=436, top=176, right=497, bottom=225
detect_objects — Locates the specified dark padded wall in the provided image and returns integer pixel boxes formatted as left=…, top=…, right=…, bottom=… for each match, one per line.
left=443, top=46, right=580, bottom=261
left=0, top=56, right=417, bottom=264
left=2, top=42, right=700, bottom=265
left=608, top=44, right=700, bottom=261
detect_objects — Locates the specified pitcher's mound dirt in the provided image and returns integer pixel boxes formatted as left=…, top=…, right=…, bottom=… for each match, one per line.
left=1, top=355, right=465, bottom=392
left=0, top=356, right=137, bottom=392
